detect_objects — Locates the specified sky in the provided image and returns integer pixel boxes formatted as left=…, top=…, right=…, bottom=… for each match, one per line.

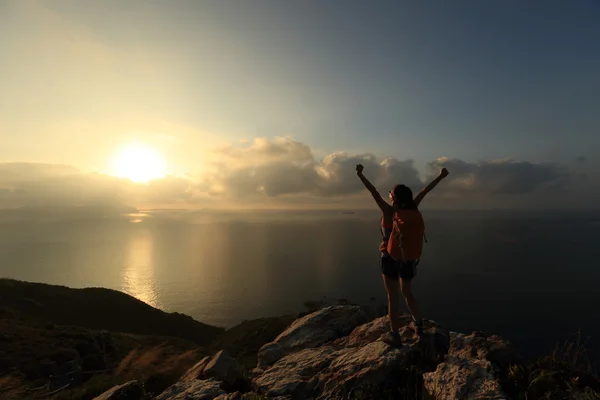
left=1, top=0, right=599, bottom=212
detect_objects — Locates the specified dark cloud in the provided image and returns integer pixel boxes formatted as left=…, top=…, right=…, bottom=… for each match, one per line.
left=257, top=161, right=320, bottom=197
left=201, top=138, right=423, bottom=199
left=201, top=160, right=320, bottom=199
left=378, top=157, right=422, bottom=190
left=313, top=152, right=380, bottom=196
left=426, top=157, right=570, bottom=196
left=199, top=137, right=320, bottom=198
left=312, top=152, right=421, bottom=196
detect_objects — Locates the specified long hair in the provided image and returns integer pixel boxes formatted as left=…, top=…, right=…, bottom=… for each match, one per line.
left=390, top=184, right=417, bottom=210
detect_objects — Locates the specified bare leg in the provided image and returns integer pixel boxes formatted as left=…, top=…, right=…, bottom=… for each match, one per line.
left=400, top=278, right=421, bottom=322
left=382, top=274, right=401, bottom=333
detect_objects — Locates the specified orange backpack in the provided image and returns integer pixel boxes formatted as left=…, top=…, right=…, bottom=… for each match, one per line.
left=387, top=209, right=426, bottom=262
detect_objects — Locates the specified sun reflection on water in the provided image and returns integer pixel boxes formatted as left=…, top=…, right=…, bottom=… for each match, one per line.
left=122, top=234, right=159, bottom=308
left=125, top=212, right=149, bottom=224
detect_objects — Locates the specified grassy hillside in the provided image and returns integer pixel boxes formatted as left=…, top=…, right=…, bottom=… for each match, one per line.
left=0, top=279, right=229, bottom=399
left=0, top=310, right=205, bottom=399
left=0, top=279, right=223, bottom=345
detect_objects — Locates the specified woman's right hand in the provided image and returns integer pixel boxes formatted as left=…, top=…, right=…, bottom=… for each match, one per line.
left=356, top=164, right=364, bottom=175
left=440, top=167, right=449, bottom=178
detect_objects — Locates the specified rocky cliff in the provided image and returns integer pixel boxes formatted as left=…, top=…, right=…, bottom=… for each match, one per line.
left=2, top=280, right=597, bottom=400
left=95, top=305, right=522, bottom=400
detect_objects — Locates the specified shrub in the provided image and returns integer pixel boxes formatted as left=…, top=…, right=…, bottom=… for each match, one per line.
left=503, top=331, right=600, bottom=400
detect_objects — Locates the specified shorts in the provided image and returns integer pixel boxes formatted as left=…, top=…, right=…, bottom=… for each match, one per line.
left=380, top=255, right=418, bottom=280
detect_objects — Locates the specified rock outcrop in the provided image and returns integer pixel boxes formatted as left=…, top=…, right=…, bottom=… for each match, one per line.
left=93, top=380, right=143, bottom=400
left=423, top=331, right=519, bottom=400
left=252, top=308, right=449, bottom=400
left=96, top=305, right=517, bottom=400
left=181, top=356, right=212, bottom=381
left=423, top=355, right=507, bottom=400
left=203, top=350, right=247, bottom=389
left=256, top=305, right=368, bottom=371
left=155, top=378, right=226, bottom=400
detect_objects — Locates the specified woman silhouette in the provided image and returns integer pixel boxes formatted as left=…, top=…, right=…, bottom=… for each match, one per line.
left=356, top=164, right=449, bottom=346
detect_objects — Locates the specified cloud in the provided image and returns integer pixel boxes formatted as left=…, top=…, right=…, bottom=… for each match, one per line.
left=0, top=163, right=198, bottom=213
left=0, top=163, right=80, bottom=182
left=0, top=137, right=592, bottom=212
left=214, top=137, right=314, bottom=164
left=200, top=137, right=423, bottom=199
left=0, top=163, right=122, bottom=210
left=127, top=176, right=198, bottom=205
left=197, top=137, right=589, bottom=210
left=314, top=152, right=421, bottom=197
left=426, top=157, right=571, bottom=196
left=202, top=137, right=320, bottom=198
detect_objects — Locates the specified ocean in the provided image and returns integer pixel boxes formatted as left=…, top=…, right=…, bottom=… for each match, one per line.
left=1, top=208, right=599, bottom=363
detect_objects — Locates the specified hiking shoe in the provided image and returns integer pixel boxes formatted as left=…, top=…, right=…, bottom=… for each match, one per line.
left=380, top=331, right=403, bottom=347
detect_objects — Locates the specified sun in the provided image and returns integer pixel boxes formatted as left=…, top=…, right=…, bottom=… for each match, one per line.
left=110, top=142, right=167, bottom=183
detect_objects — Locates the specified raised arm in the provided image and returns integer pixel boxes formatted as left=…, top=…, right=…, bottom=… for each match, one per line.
left=356, top=164, right=391, bottom=213
left=414, top=168, right=449, bottom=206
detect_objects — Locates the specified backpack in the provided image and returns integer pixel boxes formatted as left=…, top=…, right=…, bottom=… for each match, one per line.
left=387, top=209, right=426, bottom=262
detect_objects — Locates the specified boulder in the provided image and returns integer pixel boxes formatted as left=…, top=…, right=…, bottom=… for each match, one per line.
left=314, top=341, right=410, bottom=399
left=257, top=305, right=367, bottom=368
left=275, top=305, right=367, bottom=350
left=423, top=355, right=508, bottom=400
left=450, top=332, right=521, bottom=373
left=93, top=380, right=143, bottom=400
left=181, top=356, right=211, bottom=381
left=155, top=378, right=226, bottom=400
left=337, top=316, right=449, bottom=370
left=422, top=332, right=517, bottom=399
left=253, top=317, right=449, bottom=400
left=203, top=350, right=245, bottom=389
left=317, top=331, right=449, bottom=400
left=256, top=342, right=284, bottom=370
left=254, top=346, right=341, bottom=399
left=178, top=351, right=248, bottom=391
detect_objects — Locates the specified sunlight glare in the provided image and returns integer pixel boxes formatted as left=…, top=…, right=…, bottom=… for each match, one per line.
left=110, top=143, right=167, bottom=183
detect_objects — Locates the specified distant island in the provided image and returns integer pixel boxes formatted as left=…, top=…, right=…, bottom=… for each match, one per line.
left=0, top=279, right=597, bottom=400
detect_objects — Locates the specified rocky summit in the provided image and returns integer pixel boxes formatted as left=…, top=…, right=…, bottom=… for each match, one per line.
left=95, top=305, right=521, bottom=400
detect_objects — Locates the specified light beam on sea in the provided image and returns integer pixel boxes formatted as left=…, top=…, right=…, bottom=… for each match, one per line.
left=122, top=233, right=159, bottom=308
